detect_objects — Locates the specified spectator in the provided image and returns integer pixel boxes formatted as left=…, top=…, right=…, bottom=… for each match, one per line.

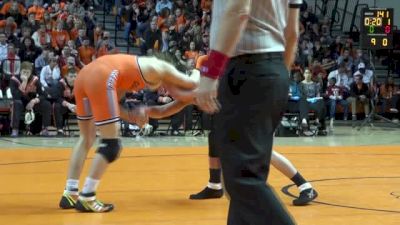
left=155, top=0, right=173, bottom=15
left=329, top=35, right=343, bottom=60
left=34, top=47, right=50, bottom=75
left=337, top=47, right=353, bottom=70
left=328, top=62, right=352, bottom=91
left=200, top=0, right=212, bottom=13
left=51, top=21, right=70, bottom=53
left=39, top=56, right=60, bottom=89
left=83, top=7, right=97, bottom=43
left=78, top=37, right=95, bottom=66
left=61, top=56, right=80, bottom=78
left=54, top=65, right=77, bottom=136
left=299, top=69, right=327, bottom=133
left=2, top=43, right=21, bottom=78
left=0, top=32, right=8, bottom=61
left=9, top=61, right=40, bottom=137
left=379, top=76, right=399, bottom=114
left=354, top=62, right=374, bottom=86
left=140, top=20, right=162, bottom=55
left=184, top=41, right=199, bottom=61
left=31, top=23, right=51, bottom=49
left=353, top=49, right=368, bottom=71
left=0, top=0, right=26, bottom=25
left=27, top=0, right=46, bottom=21
left=96, top=31, right=119, bottom=58
left=326, top=77, right=349, bottom=127
left=18, top=37, right=41, bottom=63
left=0, top=17, right=17, bottom=34
left=347, top=74, right=370, bottom=121
left=287, top=72, right=302, bottom=113
left=75, top=28, right=86, bottom=48
left=67, top=0, right=85, bottom=18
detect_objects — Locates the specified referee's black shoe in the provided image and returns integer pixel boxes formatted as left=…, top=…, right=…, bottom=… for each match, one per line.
left=189, top=187, right=223, bottom=200
left=293, top=188, right=318, bottom=206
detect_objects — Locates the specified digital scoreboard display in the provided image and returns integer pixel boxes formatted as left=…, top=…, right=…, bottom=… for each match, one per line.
left=360, top=8, right=393, bottom=50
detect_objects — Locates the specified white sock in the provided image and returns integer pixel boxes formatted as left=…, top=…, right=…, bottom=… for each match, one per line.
left=82, top=177, right=100, bottom=194
left=207, top=182, right=222, bottom=190
left=298, top=182, right=313, bottom=192
left=66, top=179, right=79, bottom=192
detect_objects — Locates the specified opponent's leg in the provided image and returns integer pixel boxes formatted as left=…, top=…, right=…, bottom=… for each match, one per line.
left=271, top=151, right=318, bottom=206
left=60, top=119, right=97, bottom=209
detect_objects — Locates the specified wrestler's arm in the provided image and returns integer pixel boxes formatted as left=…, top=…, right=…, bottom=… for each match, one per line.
left=146, top=100, right=189, bottom=119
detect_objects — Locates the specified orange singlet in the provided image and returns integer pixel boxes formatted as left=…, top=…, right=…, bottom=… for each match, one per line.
left=74, top=54, right=147, bottom=126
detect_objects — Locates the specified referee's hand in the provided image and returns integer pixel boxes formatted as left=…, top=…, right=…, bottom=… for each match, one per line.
left=194, top=76, right=221, bottom=114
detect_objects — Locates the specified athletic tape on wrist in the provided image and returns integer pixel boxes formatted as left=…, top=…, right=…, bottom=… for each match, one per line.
left=200, top=50, right=229, bottom=79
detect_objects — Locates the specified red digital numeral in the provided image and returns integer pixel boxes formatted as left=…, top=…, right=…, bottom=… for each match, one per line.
left=385, top=25, right=391, bottom=34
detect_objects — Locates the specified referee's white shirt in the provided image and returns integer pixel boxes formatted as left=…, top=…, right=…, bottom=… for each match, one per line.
left=210, top=0, right=303, bottom=57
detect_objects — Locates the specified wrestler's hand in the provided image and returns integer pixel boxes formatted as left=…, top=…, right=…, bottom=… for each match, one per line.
left=194, top=76, right=220, bottom=114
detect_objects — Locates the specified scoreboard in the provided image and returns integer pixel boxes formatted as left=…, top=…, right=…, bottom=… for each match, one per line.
left=360, top=8, right=394, bottom=50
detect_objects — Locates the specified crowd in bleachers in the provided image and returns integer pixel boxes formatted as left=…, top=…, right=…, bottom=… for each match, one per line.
left=0, top=0, right=112, bottom=136
left=0, top=0, right=399, bottom=137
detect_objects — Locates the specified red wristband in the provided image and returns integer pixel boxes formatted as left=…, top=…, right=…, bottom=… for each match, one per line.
left=200, top=50, right=230, bottom=80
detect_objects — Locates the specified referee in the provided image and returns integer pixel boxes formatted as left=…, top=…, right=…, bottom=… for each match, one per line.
left=194, top=0, right=302, bottom=224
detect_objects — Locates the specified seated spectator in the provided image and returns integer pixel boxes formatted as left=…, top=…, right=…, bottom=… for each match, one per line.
left=379, top=76, right=400, bottom=114
left=1, top=43, right=21, bottom=95
left=0, top=32, right=8, bottom=62
left=78, top=37, right=95, bottom=66
left=201, top=0, right=212, bottom=13
left=0, top=17, right=17, bottom=34
left=18, top=37, right=41, bottom=63
left=326, top=77, right=349, bottom=127
left=61, top=56, right=80, bottom=78
left=39, top=56, right=60, bottom=89
left=155, top=0, right=173, bottom=15
left=34, top=47, right=50, bottom=75
left=328, top=62, right=352, bottom=91
left=27, top=0, right=45, bottom=21
left=287, top=72, right=302, bottom=111
left=337, top=47, right=353, bottom=71
left=51, top=21, right=70, bottom=53
left=140, top=20, right=162, bottom=55
left=299, top=69, right=326, bottom=133
left=184, top=41, right=199, bottom=61
left=0, top=0, right=26, bottom=25
left=75, top=28, right=86, bottom=48
left=347, top=74, right=370, bottom=120
left=354, top=62, right=374, bottom=87
left=353, top=48, right=368, bottom=72
left=9, top=62, right=40, bottom=137
left=54, top=70, right=76, bottom=136
left=175, top=7, right=187, bottom=33
left=31, top=23, right=52, bottom=49
left=96, top=31, right=119, bottom=58
left=67, top=0, right=85, bottom=19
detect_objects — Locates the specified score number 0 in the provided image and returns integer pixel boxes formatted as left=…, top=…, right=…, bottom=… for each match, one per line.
left=371, top=38, right=388, bottom=46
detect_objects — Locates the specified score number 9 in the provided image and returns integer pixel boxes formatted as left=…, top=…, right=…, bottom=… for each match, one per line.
left=371, top=38, right=388, bottom=46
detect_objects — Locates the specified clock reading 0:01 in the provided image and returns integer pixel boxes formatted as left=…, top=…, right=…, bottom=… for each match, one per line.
left=370, top=37, right=388, bottom=46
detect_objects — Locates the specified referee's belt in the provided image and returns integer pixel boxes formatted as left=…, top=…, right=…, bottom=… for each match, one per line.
left=232, top=52, right=283, bottom=61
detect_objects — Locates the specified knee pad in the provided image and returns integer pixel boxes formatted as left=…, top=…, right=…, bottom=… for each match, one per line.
left=96, top=139, right=122, bottom=163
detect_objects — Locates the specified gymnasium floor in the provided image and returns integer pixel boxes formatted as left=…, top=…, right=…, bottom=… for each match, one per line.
left=0, top=125, right=399, bottom=225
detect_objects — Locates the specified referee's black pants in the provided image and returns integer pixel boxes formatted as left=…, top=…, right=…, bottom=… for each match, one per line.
left=214, top=53, right=296, bottom=225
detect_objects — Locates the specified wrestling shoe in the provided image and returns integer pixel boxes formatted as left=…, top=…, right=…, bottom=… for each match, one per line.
left=59, top=189, right=78, bottom=209
left=75, top=192, right=114, bottom=213
left=293, top=188, right=318, bottom=206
